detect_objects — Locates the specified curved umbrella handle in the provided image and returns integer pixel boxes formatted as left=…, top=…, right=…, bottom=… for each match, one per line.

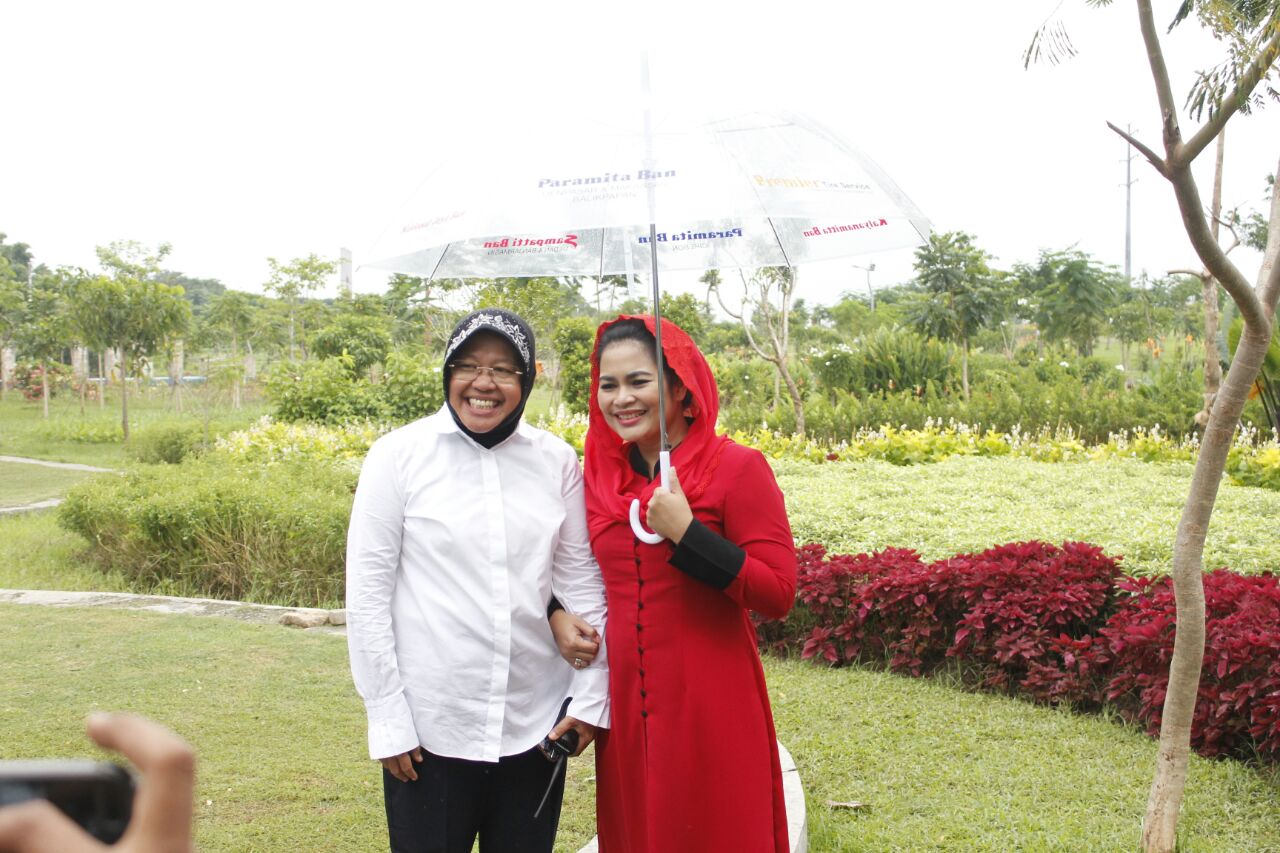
left=629, top=499, right=665, bottom=544
left=628, top=451, right=671, bottom=544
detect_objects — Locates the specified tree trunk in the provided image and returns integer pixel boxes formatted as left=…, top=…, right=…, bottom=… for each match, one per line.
left=1142, top=317, right=1272, bottom=852
left=231, top=331, right=242, bottom=410
left=779, top=360, right=805, bottom=436
left=120, top=357, right=130, bottom=442
left=961, top=337, right=971, bottom=402
left=244, top=344, right=257, bottom=382
left=1198, top=131, right=1228, bottom=428
left=170, top=339, right=184, bottom=414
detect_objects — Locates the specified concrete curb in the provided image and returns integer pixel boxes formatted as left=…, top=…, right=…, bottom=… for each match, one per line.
left=0, top=455, right=116, bottom=514
left=1, top=587, right=808, bottom=850
left=0, top=498, right=62, bottom=515
left=0, top=455, right=115, bottom=473
left=0, top=589, right=347, bottom=634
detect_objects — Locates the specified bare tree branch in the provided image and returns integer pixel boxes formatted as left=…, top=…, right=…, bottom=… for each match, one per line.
left=721, top=272, right=777, bottom=365
left=1136, top=0, right=1185, bottom=154
left=1107, top=122, right=1168, bottom=176
left=1259, top=155, right=1280, bottom=307
left=1169, top=166, right=1267, bottom=327
left=1130, top=0, right=1265, bottom=328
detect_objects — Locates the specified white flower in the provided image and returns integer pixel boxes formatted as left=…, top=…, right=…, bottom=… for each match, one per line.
left=1059, top=361, right=1069, bottom=368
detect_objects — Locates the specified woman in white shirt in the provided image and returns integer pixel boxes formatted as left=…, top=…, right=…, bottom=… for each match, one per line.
left=346, top=308, right=609, bottom=853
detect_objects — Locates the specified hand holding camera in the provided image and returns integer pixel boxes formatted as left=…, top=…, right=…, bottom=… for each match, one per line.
left=0, top=714, right=195, bottom=853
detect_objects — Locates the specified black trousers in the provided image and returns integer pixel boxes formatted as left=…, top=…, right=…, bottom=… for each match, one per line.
left=382, top=746, right=566, bottom=853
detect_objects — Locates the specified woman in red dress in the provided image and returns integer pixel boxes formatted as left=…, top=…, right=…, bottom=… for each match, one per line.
left=582, top=315, right=796, bottom=853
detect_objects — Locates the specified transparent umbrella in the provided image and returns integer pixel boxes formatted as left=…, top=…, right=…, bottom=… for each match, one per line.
left=369, top=93, right=930, bottom=540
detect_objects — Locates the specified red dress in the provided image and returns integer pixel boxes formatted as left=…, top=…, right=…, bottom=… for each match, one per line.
left=584, top=316, right=796, bottom=853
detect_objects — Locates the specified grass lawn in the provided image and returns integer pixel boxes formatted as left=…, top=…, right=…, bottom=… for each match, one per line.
left=0, top=393, right=270, bottom=467
left=0, top=461, right=103, bottom=508
left=1, top=605, right=1277, bottom=852
left=776, top=455, right=1280, bottom=576
left=0, top=511, right=133, bottom=593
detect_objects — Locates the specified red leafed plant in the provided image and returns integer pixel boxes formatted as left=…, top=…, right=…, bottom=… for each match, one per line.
left=759, top=540, right=1280, bottom=763
left=1099, top=569, right=1280, bottom=759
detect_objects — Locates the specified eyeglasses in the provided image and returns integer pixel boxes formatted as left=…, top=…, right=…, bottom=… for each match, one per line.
left=448, top=363, right=524, bottom=385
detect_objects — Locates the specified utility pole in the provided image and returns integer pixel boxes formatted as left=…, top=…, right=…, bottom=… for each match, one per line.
left=853, top=263, right=876, bottom=311
left=339, top=248, right=353, bottom=298
left=1121, top=125, right=1137, bottom=283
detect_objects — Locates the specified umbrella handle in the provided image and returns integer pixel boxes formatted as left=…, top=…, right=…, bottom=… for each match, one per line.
left=628, top=451, right=670, bottom=544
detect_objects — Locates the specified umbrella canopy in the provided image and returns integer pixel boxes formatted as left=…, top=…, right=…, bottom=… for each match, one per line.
left=367, top=109, right=930, bottom=280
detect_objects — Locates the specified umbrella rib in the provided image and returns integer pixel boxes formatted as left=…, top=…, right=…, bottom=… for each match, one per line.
left=709, top=121, right=795, bottom=269
left=597, top=227, right=606, bottom=282
left=425, top=242, right=453, bottom=286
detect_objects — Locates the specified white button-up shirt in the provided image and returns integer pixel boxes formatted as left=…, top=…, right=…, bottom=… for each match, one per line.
left=346, top=409, right=609, bottom=762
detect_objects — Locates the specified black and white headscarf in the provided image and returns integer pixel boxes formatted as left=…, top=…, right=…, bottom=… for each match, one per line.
left=442, top=308, right=537, bottom=449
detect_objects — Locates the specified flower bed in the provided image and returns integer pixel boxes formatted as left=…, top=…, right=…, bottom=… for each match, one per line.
left=757, top=539, right=1280, bottom=763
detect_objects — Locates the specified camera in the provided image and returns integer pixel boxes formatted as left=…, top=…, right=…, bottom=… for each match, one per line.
left=537, top=696, right=578, bottom=762
left=537, top=727, right=579, bottom=762
left=0, top=760, right=134, bottom=843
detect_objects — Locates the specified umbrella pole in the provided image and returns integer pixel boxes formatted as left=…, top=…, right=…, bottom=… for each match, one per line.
left=647, top=227, right=669, bottom=464
left=641, top=52, right=670, bottom=488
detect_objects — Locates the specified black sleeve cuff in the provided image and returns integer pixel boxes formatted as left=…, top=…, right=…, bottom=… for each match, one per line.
left=547, top=595, right=564, bottom=619
left=669, top=519, right=746, bottom=590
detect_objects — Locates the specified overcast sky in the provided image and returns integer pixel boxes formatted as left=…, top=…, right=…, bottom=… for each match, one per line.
left=3, top=0, right=1277, bottom=307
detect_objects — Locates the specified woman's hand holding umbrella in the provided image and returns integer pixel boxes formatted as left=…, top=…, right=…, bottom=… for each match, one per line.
left=644, top=468, right=693, bottom=544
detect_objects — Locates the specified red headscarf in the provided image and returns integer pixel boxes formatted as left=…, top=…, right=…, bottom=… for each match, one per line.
left=583, top=315, right=732, bottom=543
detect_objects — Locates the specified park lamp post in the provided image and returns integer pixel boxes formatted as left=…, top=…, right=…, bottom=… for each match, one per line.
left=852, top=263, right=876, bottom=311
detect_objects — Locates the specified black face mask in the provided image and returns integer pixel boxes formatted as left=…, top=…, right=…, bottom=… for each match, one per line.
left=441, top=309, right=537, bottom=449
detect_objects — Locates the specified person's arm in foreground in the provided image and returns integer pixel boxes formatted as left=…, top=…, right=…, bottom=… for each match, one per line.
left=346, top=438, right=422, bottom=782
left=0, top=714, right=194, bottom=853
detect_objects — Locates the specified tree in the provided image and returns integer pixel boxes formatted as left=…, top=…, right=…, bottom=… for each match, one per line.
left=311, top=309, right=394, bottom=379
left=1033, top=3, right=1280, bottom=849
left=0, top=256, right=25, bottom=401
left=1017, top=248, right=1120, bottom=356
left=709, top=266, right=807, bottom=435
left=206, top=290, right=257, bottom=409
left=1111, top=286, right=1157, bottom=370
left=157, top=270, right=226, bottom=310
left=263, top=254, right=336, bottom=360
left=617, top=291, right=712, bottom=348
left=13, top=268, right=71, bottom=417
left=75, top=242, right=192, bottom=440
left=903, top=231, right=999, bottom=401
left=552, top=316, right=596, bottom=413
left=0, top=233, right=33, bottom=283
left=468, top=276, right=589, bottom=348
left=383, top=274, right=465, bottom=350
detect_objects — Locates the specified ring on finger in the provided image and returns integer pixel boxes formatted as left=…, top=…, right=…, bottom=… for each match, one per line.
left=573, top=657, right=585, bottom=668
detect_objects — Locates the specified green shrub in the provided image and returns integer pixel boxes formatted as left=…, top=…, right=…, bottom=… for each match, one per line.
left=812, top=326, right=956, bottom=398
left=57, top=457, right=356, bottom=606
left=127, top=422, right=211, bottom=464
left=380, top=348, right=444, bottom=423
left=1227, top=443, right=1280, bottom=490
left=214, top=418, right=385, bottom=465
left=553, top=317, right=595, bottom=414
left=265, top=357, right=389, bottom=425
left=38, top=419, right=125, bottom=444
